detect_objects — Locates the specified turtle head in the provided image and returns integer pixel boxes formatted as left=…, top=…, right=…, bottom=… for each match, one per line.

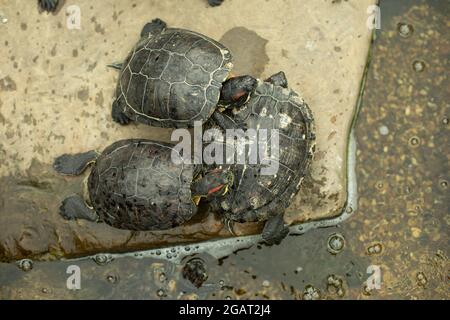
left=191, top=168, right=234, bottom=205
left=220, top=75, right=257, bottom=108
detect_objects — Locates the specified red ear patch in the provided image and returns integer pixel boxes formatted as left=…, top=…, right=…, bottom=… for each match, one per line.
left=208, top=184, right=224, bottom=195
left=231, top=90, right=246, bottom=101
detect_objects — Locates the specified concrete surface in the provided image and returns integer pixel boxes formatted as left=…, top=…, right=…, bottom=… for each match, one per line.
left=0, top=0, right=375, bottom=261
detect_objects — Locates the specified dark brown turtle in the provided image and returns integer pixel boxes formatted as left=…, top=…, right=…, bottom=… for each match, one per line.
left=53, top=139, right=233, bottom=231
left=207, top=78, right=316, bottom=245
left=111, top=18, right=265, bottom=130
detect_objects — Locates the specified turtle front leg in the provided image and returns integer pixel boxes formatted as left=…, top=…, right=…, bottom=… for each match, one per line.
left=212, top=111, right=247, bottom=132
left=112, top=100, right=131, bottom=125
left=219, top=75, right=257, bottom=109
left=265, top=71, right=288, bottom=88
left=140, top=18, right=167, bottom=38
left=60, top=195, right=98, bottom=222
left=53, top=150, right=99, bottom=176
left=208, top=0, right=224, bottom=7
left=38, top=0, right=59, bottom=12
left=262, top=214, right=289, bottom=245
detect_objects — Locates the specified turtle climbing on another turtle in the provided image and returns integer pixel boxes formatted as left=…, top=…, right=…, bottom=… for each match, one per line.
left=38, top=0, right=59, bottom=12
left=110, top=18, right=260, bottom=130
left=53, top=139, right=233, bottom=231
left=206, top=76, right=316, bottom=245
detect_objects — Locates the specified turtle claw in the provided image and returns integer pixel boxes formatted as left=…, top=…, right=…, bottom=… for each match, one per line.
left=224, top=218, right=237, bottom=236
left=112, top=111, right=131, bottom=125
left=208, top=0, right=224, bottom=7
left=38, top=0, right=59, bottom=12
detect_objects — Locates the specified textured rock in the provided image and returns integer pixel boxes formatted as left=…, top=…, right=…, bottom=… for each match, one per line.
left=0, top=0, right=375, bottom=261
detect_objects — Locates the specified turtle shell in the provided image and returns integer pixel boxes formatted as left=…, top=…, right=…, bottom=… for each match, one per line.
left=87, top=139, right=197, bottom=231
left=208, top=80, right=316, bottom=223
left=114, top=28, right=233, bottom=128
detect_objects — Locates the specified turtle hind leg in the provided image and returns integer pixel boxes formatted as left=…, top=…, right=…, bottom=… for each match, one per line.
left=265, top=71, right=288, bottom=88
left=38, top=0, right=59, bottom=12
left=262, top=214, right=289, bottom=245
left=112, top=100, right=131, bottom=125
left=53, top=150, right=98, bottom=176
left=208, top=0, right=224, bottom=6
left=140, top=18, right=167, bottom=38
left=60, top=195, right=98, bottom=222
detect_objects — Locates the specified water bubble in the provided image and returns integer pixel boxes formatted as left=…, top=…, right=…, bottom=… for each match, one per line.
left=159, top=273, right=166, bottom=283
left=378, top=125, right=389, bottom=136
left=156, top=250, right=161, bottom=256
left=439, top=179, right=448, bottom=189
left=397, top=23, right=414, bottom=37
left=362, top=284, right=372, bottom=296
left=184, top=246, right=191, bottom=251
left=106, top=274, right=118, bottom=284
left=303, top=285, right=320, bottom=300
left=93, top=253, right=111, bottom=265
left=416, top=272, right=428, bottom=286
left=157, top=289, right=165, bottom=297
left=225, top=296, right=232, bottom=300
left=367, top=243, right=383, bottom=255
left=262, top=280, right=270, bottom=287
left=327, top=233, right=345, bottom=254
left=295, top=267, right=303, bottom=274
left=409, top=136, right=420, bottom=147
left=17, top=259, right=33, bottom=272
left=41, top=288, right=49, bottom=294
left=412, top=60, right=425, bottom=73
left=442, top=117, right=449, bottom=125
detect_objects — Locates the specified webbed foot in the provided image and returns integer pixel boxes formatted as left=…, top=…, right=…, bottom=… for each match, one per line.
left=262, top=214, right=289, bottom=245
left=60, top=195, right=98, bottom=222
left=112, top=100, right=131, bottom=125
left=265, top=71, right=288, bottom=88
left=141, top=18, right=167, bottom=38
left=53, top=150, right=98, bottom=176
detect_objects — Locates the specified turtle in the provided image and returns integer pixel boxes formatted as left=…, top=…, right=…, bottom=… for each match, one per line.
left=110, top=18, right=283, bottom=130
left=53, top=139, right=234, bottom=231
left=205, top=77, right=316, bottom=245
left=37, top=1, right=223, bottom=12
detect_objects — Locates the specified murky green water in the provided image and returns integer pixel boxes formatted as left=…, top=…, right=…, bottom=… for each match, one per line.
left=0, top=0, right=448, bottom=299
